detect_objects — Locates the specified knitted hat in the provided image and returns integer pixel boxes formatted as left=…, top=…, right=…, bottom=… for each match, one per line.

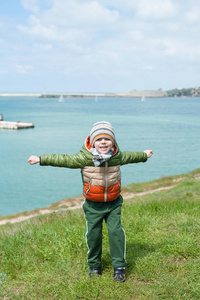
left=90, top=121, right=115, bottom=147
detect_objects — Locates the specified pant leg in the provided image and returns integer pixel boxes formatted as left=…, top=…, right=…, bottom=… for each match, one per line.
left=83, top=199, right=104, bottom=268
left=105, top=196, right=126, bottom=268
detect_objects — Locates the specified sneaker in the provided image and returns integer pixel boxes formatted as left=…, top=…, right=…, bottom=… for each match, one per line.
left=89, top=267, right=101, bottom=278
left=113, top=267, right=125, bottom=282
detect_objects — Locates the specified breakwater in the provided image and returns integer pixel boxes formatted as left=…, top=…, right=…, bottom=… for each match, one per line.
left=0, top=121, right=34, bottom=129
left=39, top=93, right=128, bottom=98
left=39, top=89, right=168, bottom=98
left=0, top=90, right=168, bottom=98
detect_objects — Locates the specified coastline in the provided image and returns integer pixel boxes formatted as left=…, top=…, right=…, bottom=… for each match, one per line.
left=0, top=93, right=41, bottom=97
left=0, top=188, right=173, bottom=226
left=1, top=169, right=200, bottom=226
left=0, top=90, right=168, bottom=98
left=0, top=91, right=199, bottom=98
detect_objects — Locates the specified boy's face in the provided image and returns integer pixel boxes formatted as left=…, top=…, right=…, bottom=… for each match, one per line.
left=94, top=138, right=113, bottom=154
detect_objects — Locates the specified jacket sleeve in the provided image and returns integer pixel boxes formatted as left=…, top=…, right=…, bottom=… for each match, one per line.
left=40, top=150, right=91, bottom=169
left=120, top=151, right=147, bottom=165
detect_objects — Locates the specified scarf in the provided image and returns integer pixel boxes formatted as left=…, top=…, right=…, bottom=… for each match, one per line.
left=90, top=147, right=114, bottom=167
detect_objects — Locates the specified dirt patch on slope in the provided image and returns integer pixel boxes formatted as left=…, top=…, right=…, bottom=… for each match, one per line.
left=1, top=175, right=199, bottom=226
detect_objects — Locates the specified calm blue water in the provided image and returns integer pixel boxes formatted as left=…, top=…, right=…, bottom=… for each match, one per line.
left=0, top=96, right=200, bottom=216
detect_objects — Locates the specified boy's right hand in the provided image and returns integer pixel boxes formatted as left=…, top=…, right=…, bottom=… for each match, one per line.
left=28, top=155, right=40, bottom=165
left=144, top=150, right=153, bottom=158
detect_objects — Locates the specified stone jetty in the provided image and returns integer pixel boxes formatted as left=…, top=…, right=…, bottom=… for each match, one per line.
left=0, top=115, right=34, bottom=129
left=39, top=89, right=168, bottom=98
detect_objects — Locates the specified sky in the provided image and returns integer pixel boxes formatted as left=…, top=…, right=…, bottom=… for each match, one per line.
left=0, top=0, right=200, bottom=93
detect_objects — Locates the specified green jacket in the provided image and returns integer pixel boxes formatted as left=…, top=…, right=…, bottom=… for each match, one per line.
left=40, top=136, right=148, bottom=202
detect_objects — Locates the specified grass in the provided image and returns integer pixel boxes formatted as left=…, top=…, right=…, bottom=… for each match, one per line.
left=122, top=168, right=200, bottom=194
left=0, top=169, right=200, bottom=299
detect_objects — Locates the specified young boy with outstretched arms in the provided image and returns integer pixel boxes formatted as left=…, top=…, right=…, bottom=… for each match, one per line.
left=28, top=121, right=153, bottom=282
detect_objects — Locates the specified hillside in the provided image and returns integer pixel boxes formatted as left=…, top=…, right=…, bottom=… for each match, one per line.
left=1, top=168, right=200, bottom=226
left=0, top=169, right=200, bottom=299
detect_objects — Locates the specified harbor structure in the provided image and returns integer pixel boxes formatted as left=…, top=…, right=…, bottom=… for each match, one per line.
left=0, top=121, right=34, bottom=130
left=129, top=89, right=168, bottom=98
left=0, top=115, right=34, bottom=129
left=39, top=89, right=168, bottom=98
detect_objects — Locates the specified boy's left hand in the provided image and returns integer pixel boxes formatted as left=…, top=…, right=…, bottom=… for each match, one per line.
left=28, top=155, right=40, bottom=165
left=144, top=150, right=153, bottom=158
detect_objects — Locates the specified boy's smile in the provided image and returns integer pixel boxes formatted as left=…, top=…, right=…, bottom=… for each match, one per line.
left=94, top=138, right=113, bottom=154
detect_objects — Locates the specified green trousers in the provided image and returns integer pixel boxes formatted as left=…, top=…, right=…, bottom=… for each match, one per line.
left=82, top=195, right=126, bottom=268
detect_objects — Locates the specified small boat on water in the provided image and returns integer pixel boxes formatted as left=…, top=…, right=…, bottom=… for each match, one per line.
left=59, top=95, right=64, bottom=102
left=141, top=95, right=146, bottom=102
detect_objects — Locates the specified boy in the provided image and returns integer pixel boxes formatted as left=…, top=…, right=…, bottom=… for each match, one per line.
left=28, top=121, right=153, bottom=282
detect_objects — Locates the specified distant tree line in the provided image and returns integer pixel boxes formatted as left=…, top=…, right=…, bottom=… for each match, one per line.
left=166, top=87, right=200, bottom=97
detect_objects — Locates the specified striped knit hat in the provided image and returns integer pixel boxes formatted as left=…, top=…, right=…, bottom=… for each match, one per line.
left=90, top=121, right=115, bottom=147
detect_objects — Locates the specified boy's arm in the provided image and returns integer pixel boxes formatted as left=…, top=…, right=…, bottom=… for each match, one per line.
left=28, top=147, right=93, bottom=169
left=28, top=153, right=86, bottom=168
left=121, top=150, right=153, bottom=165
left=39, top=151, right=92, bottom=169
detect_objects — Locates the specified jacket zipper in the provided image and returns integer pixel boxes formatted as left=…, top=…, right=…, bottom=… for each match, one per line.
left=84, top=183, right=91, bottom=198
left=104, top=161, right=108, bottom=202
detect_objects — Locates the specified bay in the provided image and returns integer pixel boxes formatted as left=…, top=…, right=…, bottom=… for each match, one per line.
left=0, top=96, right=200, bottom=216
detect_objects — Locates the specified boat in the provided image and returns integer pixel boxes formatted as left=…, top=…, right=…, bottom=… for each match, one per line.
left=59, top=95, right=64, bottom=102
left=141, top=95, right=146, bottom=102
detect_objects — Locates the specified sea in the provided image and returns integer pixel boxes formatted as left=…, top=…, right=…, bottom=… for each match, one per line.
left=0, top=96, right=200, bottom=216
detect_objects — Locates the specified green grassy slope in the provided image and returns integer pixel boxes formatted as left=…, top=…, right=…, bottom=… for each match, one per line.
left=1, top=169, right=200, bottom=299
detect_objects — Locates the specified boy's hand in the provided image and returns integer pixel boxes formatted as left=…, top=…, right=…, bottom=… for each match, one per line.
left=144, top=150, right=153, bottom=158
left=28, top=155, right=40, bottom=165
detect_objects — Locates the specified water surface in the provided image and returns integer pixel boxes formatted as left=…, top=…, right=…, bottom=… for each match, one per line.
left=0, top=96, right=199, bottom=216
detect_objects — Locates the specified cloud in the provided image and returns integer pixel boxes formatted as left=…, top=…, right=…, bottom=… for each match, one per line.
left=34, top=43, right=53, bottom=51
left=21, top=0, right=40, bottom=13
left=1, top=0, right=200, bottom=92
left=17, top=1, right=200, bottom=77
left=15, top=64, right=34, bottom=74
left=186, top=7, right=200, bottom=22
left=17, top=2, right=119, bottom=63
left=19, top=0, right=120, bottom=44
left=19, top=16, right=90, bottom=45
left=134, top=0, right=177, bottom=19
left=46, top=0, right=120, bottom=26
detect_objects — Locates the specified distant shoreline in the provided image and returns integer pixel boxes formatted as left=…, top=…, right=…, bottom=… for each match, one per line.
left=0, top=93, right=41, bottom=97
left=0, top=92, right=168, bottom=98
left=1, top=88, right=200, bottom=98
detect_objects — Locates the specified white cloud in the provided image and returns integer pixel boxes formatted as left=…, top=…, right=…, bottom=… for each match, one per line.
left=34, top=43, right=53, bottom=51
left=19, top=17, right=91, bottom=44
left=134, top=0, right=177, bottom=19
left=45, top=0, right=120, bottom=26
left=18, top=0, right=120, bottom=48
left=15, top=64, right=34, bottom=74
left=144, top=65, right=156, bottom=71
left=21, top=0, right=40, bottom=13
left=95, top=0, right=177, bottom=18
left=1, top=0, right=200, bottom=92
left=186, top=7, right=200, bottom=22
